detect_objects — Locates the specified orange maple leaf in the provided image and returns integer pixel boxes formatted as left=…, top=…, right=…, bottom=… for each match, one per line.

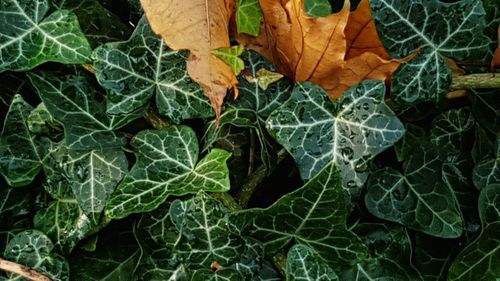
left=140, top=0, right=237, bottom=118
left=240, top=0, right=412, bottom=99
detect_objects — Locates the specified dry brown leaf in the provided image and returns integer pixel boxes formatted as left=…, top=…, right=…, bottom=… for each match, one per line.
left=491, top=26, right=500, bottom=73
left=140, top=0, right=237, bottom=117
left=446, top=58, right=466, bottom=78
left=345, top=0, right=389, bottom=60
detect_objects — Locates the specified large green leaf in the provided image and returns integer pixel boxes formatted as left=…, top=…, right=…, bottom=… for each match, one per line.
left=236, top=0, right=263, bottom=36
left=230, top=162, right=368, bottom=270
left=413, top=234, right=456, bottom=281
left=3, top=229, right=69, bottom=281
left=448, top=184, right=500, bottom=281
left=365, top=145, right=464, bottom=238
left=473, top=136, right=500, bottom=190
left=105, top=126, right=231, bottom=219
left=204, top=50, right=292, bottom=170
left=371, top=0, right=489, bottom=103
left=267, top=80, right=404, bottom=199
left=0, top=95, right=47, bottom=186
left=286, top=244, right=339, bottom=281
left=0, top=0, right=91, bottom=72
left=0, top=185, right=33, bottom=230
left=191, top=269, right=244, bottom=281
left=93, top=17, right=213, bottom=122
left=52, top=0, right=130, bottom=48
left=469, top=89, right=500, bottom=134
left=28, top=72, right=130, bottom=150
left=431, top=108, right=475, bottom=155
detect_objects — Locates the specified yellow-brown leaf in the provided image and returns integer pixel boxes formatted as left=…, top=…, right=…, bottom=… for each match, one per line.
left=140, top=0, right=237, bottom=117
left=491, top=26, right=500, bottom=73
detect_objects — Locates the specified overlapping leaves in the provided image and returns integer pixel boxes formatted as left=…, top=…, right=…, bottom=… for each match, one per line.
left=371, top=0, right=490, bottom=103
left=230, top=162, right=368, bottom=270
left=0, top=0, right=91, bottom=72
left=105, top=126, right=231, bottom=219
left=93, top=17, right=213, bottom=122
left=267, top=80, right=404, bottom=199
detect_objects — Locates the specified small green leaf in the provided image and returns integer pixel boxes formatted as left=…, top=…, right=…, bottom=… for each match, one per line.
left=4, top=229, right=69, bottom=281
left=286, top=244, right=339, bottom=281
left=0, top=95, right=43, bottom=186
left=93, top=17, right=213, bottom=123
left=28, top=72, right=129, bottom=150
left=365, top=145, right=464, bottom=238
left=0, top=0, right=91, bottom=72
left=236, top=0, right=263, bottom=36
left=304, top=0, right=332, bottom=17
left=105, top=126, right=231, bottom=219
left=230, top=162, right=368, bottom=270
left=371, top=0, right=489, bottom=103
left=267, top=80, right=404, bottom=199
left=212, top=46, right=246, bottom=76
left=448, top=184, right=500, bottom=281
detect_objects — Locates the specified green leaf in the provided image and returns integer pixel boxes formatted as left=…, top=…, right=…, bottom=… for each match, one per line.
left=204, top=50, right=292, bottom=171
left=0, top=95, right=44, bottom=186
left=473, top=136, right=500, bottom=190
left=431, top=108, right=475, bottom=155
left=340, top=258, right=422, bottom=281
left=105, top=126, right=231, bottom=219
left=27, top=103, right=63, bottom=139
left=212, top=46, right=246, bottom=76
left=0, top=185, right=33, bottom=230
left=371, top=0, right=489, bottom=103
left=3, top=229, right=69, bottom=281
left=64, top=148, right=127, bottom=223
left=93, top=17, right=213, bottom=123
left=286, top=244, right=339, bottom=281
left=304, top=0, right=332, bottom=17
left=469, top=89, right=500, bottom=134
left=471, top=123, right=494, bottom=163
left=230, top=162, right=368, bottom=270
left=0, top=0, right=91, bottom=72
left=448, top=184, right=500, bottom=281
left=52, top=0, right=131, bottom=48
left=28, top=72, right=129, bottom=150
left=413, top=234, right=456, bottom=281
left=191, top=269, right=244, bottom=281
left=267, top=80, right=404, bottom=199
left=483, top=0, right=500, bottom=57
left=69, top=229, right=141, bottom=281
left=394, top=123, right=428, bottom=162
left=365, top=145, right=464, bottom=238
left=236, top=0, right=262, bottom=36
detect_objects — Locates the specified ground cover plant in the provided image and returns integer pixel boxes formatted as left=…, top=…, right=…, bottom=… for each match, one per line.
left=0, top=0, right=499, bottom=280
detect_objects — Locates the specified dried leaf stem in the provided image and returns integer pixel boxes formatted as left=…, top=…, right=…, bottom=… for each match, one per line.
left=450, top=73, right=500, bottom=90
left=0, top=258, right=51, bottom=281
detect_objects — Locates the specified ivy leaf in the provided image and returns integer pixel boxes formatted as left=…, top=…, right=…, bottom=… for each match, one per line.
left=64, top=148, right=128, bottom=223
left=191, top=269, right=244, bottom=281
left=365, top=145, right=464, bottom=238
left=431, top=108, right=475, bottom=154
left=286, top=244, right=339, bottom=281
left=0, top=186, right=33, bottom=230
left=413, top=234, right=457, bottom=281
left=473, top=136, right=500, bottom=190
left=236, top=0, right=262, bottom=36
left=0, top=0, right=91, bottom=72
left=471, top=124, right=495, bottom=163
left=394, top=124, right=428, bottom=162
left=212, top=46, right=246, bottom=76
left=230, top=162, right=368, bottom=270
left=469, top=89, right=500, bottom=134
left=304, top=0, right=332, bottom=17
left=28, top=72, right=129, bottom=150
left=267, top=80, right=404, bottom=199
left=105, top=126, right=231, bottom=219
left=204, top=50, right=292, bottom=171
left=448, top=184, right=500, bottom=280
left=93, top=17, right=213, bottom=123
left=371, top=0, right=490, bottom=103
left=52, top=0, right=131, bottom=48
left=3, top=229, right=69, bottom=281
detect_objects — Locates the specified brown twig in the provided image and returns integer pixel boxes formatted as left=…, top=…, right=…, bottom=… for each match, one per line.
left=0, top=258, right=51, bottom=281
left=446, top=90, right=468, bottom=99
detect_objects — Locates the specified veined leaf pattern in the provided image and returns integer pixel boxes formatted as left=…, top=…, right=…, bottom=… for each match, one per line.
left=473, top=136, right=500, bottom=190
left=286, top=244, right=339, bottom=281
left=0, top=0, right=91, bottom=72
left=230, top=162, right=368, bottom=270
left=371, top=0, right=490, bottom=103
left=267, top=80, right=404, bottom=199
left=105, top=126, right=231, bottom=219
left=93, top=17, right=213, bottom=122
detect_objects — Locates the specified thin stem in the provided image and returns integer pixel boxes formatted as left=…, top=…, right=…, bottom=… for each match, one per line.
left=247, top=130, right=256, bottom=176
left=145, top=107, right=170, bottom=129
left=450, top=73, right=500, bottom=90
left=210, top=192, right=241, bottom=211
left=237, top=149, right=288, bottom=208
left=0, top=258, right=51, bottom=281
